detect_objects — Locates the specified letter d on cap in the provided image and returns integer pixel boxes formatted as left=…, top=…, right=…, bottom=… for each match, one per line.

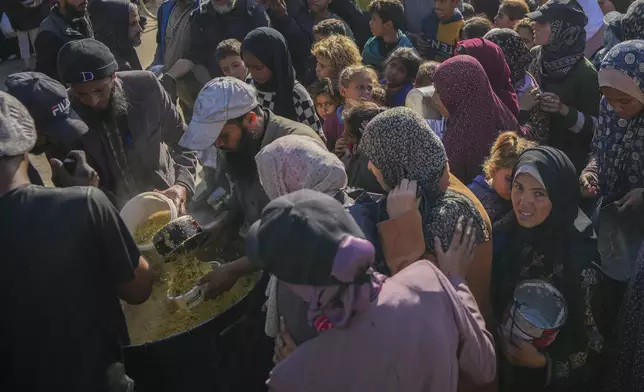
left=81, top=72, right=95, bottom=82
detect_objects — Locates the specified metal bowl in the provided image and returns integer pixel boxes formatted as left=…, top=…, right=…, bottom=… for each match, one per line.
left=153, top=215, right=205, bottom=258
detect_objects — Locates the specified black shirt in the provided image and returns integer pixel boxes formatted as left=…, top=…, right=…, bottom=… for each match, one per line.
left=0, top=185, right=140, bottom=392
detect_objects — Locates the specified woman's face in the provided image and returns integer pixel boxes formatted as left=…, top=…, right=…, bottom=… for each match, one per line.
left=490, top=167, right=514, bottom=200
left=532, top=21, right=551, bottom=46
left=367, top=161, right=390, bottom=191
left=511, top=172, right=552, bottom=228
left=315, top=57, right=335, bottom=80
left=601, top=86, right=644, bottom=120
left=242, top=51, right=273, bottom=84
left=341, top=74, right=374, bottom=101
left=517, top=26, right=535, bottom=50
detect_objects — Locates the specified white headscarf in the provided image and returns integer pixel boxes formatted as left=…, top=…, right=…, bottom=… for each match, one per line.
left=255, top=135, right=348, bottom=338
left=256, top=135, right=348, bottom=200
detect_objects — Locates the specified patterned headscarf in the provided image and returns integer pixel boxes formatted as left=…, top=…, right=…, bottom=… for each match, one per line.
left=595, top=40, right=644, bottom=199
left=456, top=38, right=520, bottom=119
left=530, top=6, right=587, bottom=85
left=255, top=135, right=348, bottom=201
left=484, top=29, right=532, bottom=86
left=622, top=0, right=644, bottom=41
left=360, top=107, right=488, bottom=254
left=433, top=55, right=519, bottom=183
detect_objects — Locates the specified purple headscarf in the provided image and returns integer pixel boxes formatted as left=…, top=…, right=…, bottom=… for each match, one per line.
left=284, top=236, right=387, bottom=330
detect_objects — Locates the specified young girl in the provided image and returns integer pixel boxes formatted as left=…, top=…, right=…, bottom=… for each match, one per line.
left=309, top=77, right=341, bottom=122
left=311, top=34, right=362, bottom=84
left=323, top=64, right=378, bottom=153
left=382, top=47, right=422, bottom=107
left=241, top=27, right=323, bottom=136
left=468, top=131, right=535, bottom=225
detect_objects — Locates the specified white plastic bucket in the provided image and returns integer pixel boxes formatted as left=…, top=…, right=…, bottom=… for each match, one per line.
left=120, top=192, right=178, bottom=251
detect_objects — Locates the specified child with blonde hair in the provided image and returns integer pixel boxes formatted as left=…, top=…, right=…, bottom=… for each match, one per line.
left=323, top=64, right=378, bottom=153
left=311, top=35, right=362, bottom=83
left=468, top=131, right=536, bottom=223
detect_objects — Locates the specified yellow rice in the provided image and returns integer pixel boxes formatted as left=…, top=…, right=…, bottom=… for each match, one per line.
left=123, top=251, right=259, bottom=344
left=133, top=210, right=172, bottom=245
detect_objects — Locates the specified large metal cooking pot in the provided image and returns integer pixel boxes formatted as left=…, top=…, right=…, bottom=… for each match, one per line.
left=122, top=272, right=272, bottom=392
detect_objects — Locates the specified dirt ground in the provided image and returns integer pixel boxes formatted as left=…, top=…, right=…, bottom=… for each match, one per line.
left=1, top=0, right=162, bottom=186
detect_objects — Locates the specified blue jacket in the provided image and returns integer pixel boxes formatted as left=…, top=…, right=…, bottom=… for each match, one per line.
left=362, top=30, right=414, bottom=71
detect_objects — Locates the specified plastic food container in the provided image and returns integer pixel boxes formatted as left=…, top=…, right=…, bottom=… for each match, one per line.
left=501, top=280, right=567, bottom=348
left=120, top=192, right=178, bottom=252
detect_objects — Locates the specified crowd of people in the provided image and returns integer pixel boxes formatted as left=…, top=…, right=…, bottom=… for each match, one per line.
left=2, top=0, right=644, bottom=390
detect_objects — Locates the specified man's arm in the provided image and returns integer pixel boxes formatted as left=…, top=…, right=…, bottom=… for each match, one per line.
left=34, top=32, right=63, bottom=81
left=87, top=187, right=153, bottom=304
left=150, top=72, right=198, bottom=196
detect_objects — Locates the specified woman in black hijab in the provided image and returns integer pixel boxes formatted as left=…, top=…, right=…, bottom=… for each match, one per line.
left=241, top=27, right=323, bottom=137
left=492, top=146, right=604, bottom=391
left=88, top=0, right=143, bottom=71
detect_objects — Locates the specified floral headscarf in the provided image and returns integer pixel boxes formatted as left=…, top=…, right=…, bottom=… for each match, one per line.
left=530, top=7, right=587, bottom=85
left=595, top=40, right=644, bottom=199
left=360, top=107, right=488, bottom=254
left=622, top=0, right=644, bottom=41
left=255, top=135, right=347, bottom=201
left=484, top=28, right=532, bottom=86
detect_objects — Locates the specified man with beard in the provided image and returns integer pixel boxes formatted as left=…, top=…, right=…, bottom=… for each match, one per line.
left=178, top=77, right=321, bottom=298
left=35, top=0, right=93, bottom=81
left=57, top=38, right=198, bottom=210
left=89, top=0, right=144, bottom=71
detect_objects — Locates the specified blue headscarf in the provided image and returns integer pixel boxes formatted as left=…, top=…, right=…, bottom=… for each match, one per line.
left=596, top=40, right=644, bottom=199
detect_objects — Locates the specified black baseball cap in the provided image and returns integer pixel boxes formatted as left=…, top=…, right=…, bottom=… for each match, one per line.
left=57, top=39, right=119, bottom=85
left=526, top=0, right=588, bottom=26
left=245, top=189, right=368, bottom=286
left=5, top=72, right=88, bottom=143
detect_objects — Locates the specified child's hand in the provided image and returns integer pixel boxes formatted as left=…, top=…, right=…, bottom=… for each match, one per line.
left=334, top=138, right=347, bottom=157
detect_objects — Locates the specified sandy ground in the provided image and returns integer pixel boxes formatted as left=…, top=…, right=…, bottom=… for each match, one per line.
left=1, top=2, right=161, bottom=186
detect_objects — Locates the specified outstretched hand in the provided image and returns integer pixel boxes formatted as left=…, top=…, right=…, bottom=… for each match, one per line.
left=434, top=216, right=476, bottom=278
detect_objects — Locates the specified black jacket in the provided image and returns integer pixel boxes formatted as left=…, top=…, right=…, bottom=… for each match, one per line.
left=35, top=4, right=93, bottom=81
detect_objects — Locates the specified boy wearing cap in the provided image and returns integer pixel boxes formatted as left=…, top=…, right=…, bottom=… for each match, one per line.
left=179, top=76, right=322, bottom=299
left=0, top=90, right=153, bottom=391
left=57, top=38, right=198, bottom=209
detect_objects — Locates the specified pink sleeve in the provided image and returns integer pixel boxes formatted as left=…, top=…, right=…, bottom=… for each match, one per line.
left=447, top=275, right=497, bottom=385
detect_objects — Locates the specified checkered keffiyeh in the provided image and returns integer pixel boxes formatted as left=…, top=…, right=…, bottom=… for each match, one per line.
left=253, top=81, right=323, bottom=136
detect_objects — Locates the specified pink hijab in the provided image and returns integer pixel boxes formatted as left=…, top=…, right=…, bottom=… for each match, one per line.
left=434, top=55, right=519, bottom=183
left=456, top=38, right=520, bottom=119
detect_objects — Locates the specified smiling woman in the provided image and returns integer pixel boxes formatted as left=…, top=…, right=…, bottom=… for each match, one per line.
left=492, top=146, right=605, bottom=392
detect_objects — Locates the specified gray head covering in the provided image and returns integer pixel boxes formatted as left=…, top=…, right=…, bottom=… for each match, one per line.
left=360, top=107, right=489, bottom=254
left=0, top=91, right=37, bottom=157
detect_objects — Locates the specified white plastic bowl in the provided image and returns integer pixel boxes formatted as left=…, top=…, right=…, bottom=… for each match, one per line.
left=120, top=192, right=178, bottom=251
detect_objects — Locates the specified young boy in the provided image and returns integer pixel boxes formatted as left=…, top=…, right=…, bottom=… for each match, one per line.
left=494, top=0, right=529, bottom=28
left=414, top=60, right=439, bottom=87
left=214, top=39, right=249, bottom=81
left=362, top=0, right=413, bottom=72
left=307, top=0, right=354, bottom=38
left=415, top=0, right=463, bottom=62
